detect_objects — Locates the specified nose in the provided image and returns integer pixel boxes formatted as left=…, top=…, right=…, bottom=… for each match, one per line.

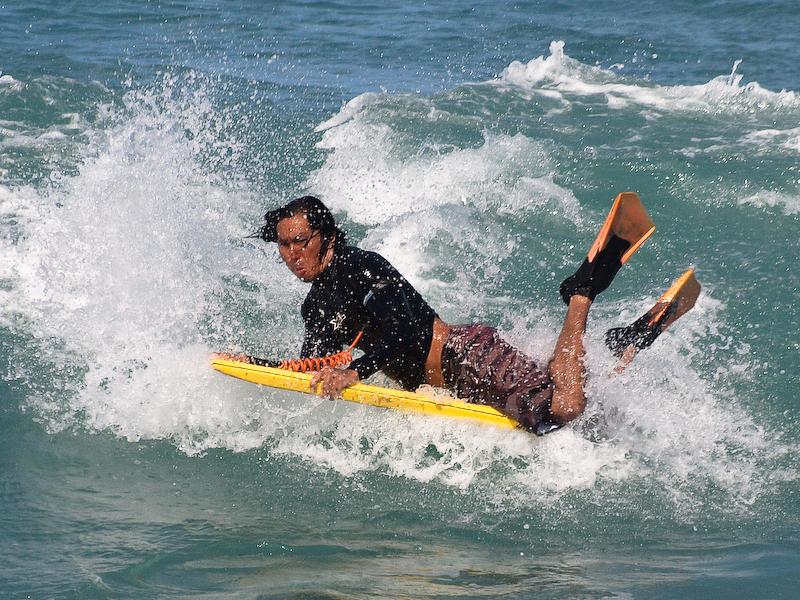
left=289, top=243, right=303, bottom=259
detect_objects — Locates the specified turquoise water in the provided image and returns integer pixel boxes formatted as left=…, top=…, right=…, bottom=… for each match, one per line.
left=1, top=1, right=798, bottom=597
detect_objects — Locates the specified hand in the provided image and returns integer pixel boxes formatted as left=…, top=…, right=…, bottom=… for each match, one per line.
left=309, top=367, right=360, bottom=399
left=211, top=352, right=250, bottom=363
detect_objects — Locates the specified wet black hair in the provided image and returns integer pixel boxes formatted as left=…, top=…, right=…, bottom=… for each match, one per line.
left=255, top=195, right=347, bottom=261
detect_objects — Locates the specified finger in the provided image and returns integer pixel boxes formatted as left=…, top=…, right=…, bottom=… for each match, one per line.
left=321, top=369, right=336, bottom=397
left=325, top=374, right=339, bottom=399
left=327, top=375, right=342, bottom=399
left=309, top=373, right=323, bottom=395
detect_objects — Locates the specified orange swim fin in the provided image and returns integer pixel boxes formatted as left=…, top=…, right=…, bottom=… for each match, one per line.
left=587, top=192, right=656, bottom=266
left=560, top=192, right=656, bottom=304
left=606, top=268, right=701, bottom=369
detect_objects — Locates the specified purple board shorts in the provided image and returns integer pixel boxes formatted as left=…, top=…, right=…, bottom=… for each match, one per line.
left=440, top=324, right=553, bottom=431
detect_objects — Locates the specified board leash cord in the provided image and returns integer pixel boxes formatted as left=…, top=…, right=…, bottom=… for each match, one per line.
left=278, top=331, right=363, bottom=372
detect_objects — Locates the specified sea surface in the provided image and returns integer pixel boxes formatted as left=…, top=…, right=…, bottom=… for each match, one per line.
left=1, top=1, right=798, bottom=598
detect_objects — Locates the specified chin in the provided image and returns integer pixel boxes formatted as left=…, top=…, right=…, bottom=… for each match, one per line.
left=293, top=269, right=315, bottom=282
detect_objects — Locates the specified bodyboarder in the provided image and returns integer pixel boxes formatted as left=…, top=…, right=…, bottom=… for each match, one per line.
left=214, top=193, right=666, bottom=434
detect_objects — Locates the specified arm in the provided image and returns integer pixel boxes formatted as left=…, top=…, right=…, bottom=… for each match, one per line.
left=310, top=250, right=432, bottom=397
left=302, top=283, right=362, bottom=397
left=310, top=281, right=420, bottom=397
left=349, top=281, right=421, bottom=380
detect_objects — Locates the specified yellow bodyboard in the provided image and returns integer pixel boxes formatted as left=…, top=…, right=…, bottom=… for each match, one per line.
left=211, top=359, right=522, bottom=430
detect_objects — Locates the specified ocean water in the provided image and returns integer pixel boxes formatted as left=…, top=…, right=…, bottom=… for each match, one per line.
left=1, top=1, right=798, bottom=598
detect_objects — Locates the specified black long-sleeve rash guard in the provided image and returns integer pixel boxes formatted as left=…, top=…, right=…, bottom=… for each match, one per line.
left=299, top=246, right=437, bottom=390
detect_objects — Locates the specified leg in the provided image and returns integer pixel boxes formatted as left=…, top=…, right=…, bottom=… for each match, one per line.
left=547, top=294, right=591, bottom=424
left=549, top=196, right=652, bottom=424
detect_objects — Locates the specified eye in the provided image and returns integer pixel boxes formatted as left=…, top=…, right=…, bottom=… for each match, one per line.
left=277, top=231, right=316, bottom=249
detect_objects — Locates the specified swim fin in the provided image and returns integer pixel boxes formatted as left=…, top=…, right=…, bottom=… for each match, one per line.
left=560, top=192, right=656, bottom=304
left=605, top=268, right=701, bottom=368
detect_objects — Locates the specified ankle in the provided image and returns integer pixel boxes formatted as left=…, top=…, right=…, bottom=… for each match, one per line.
left=569, top=294, right=592, bottom=309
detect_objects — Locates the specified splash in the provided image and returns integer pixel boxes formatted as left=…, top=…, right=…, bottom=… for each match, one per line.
left=285, top=58, right=798, bottom=519
left=0, top=71, right=301, bottom=450
left=311, top=124, right=580, bottom=227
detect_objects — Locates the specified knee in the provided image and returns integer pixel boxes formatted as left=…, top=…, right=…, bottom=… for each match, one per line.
left=549, top=388, right=586, bottom=424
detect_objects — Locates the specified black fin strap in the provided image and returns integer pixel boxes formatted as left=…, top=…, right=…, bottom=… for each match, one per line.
left=560, top=235, right=631, bottom=304
left=605, top=313, right=662, bottom=358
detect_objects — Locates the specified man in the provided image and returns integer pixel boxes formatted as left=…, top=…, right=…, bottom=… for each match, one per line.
left=219, top=195, right=635, bottom=434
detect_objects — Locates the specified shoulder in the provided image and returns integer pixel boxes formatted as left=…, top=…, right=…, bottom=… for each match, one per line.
left=334, top=246, right=402, bottom=299
left=339, top=246, right=398, bottom=280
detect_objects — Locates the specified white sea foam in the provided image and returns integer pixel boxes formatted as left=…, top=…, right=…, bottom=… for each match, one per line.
left=249, top=162, right=785, bottom=516
left=496, top=41, right=800, bottom=114
left=37, top=130, right=67, bottom=141
left=740, top=126, right=800, bottom=155
left=311, top=121, right=580, bottom=227
left=1, top=73, right=305, bottom=452
left=0, top=73, right=24, bottom=91
left=257, top=289, right=777, bottom=518
left=738, top=190, right=800, bottom=215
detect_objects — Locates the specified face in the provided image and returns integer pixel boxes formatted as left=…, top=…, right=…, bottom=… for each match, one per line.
left=276, top=212, right=331, bottom=282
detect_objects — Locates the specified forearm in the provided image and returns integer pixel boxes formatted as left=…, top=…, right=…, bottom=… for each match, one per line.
left=349, top=343, right=397, bottom=380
